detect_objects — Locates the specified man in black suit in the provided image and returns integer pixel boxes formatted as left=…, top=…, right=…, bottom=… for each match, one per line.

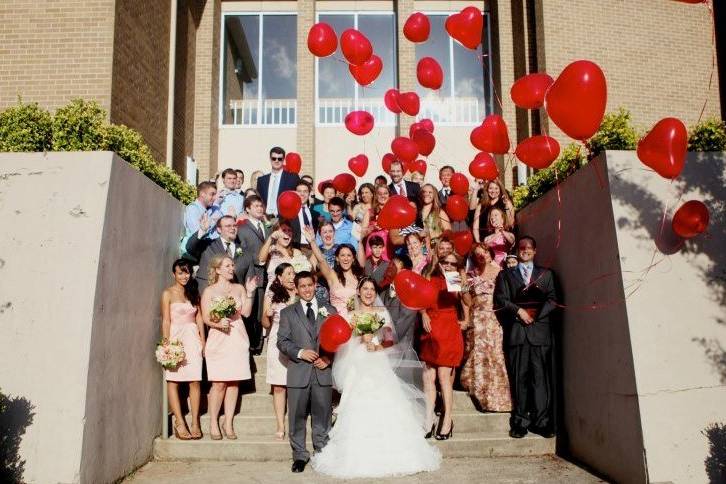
left=256, top=146, right=301, bottom=217
left=288, top=180, right=318, bottom=256
left=438, top=165, right=455, bottom=206
left=387, top=160, right=420, bottom=202
left=494, top=235, right=558, bottom=439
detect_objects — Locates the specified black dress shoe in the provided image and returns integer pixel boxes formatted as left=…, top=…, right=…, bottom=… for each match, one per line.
left=291, top=459, right=308, bottom=473
left=424, top=422, right=436, bottom=439
left=509, top=426, right=528, bottom=439
left=529, top=425, right=555, bottom=438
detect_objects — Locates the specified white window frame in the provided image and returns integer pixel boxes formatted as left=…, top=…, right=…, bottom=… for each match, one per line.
left=219, top=11, right=298, bottom=128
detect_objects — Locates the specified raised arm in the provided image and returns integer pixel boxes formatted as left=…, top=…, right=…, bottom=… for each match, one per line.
left=472, top=205, right=482, bottom=243
left=238, top=277, right=258, bottom=318
left=303, top=225, right=336, bottom=285
left=356, top=236, right=367, bottom=268
left=258, top=229, right=283, bottom=265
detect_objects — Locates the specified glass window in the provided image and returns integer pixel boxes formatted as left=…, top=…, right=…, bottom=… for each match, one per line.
left=221, top=13, right=297, bottom=126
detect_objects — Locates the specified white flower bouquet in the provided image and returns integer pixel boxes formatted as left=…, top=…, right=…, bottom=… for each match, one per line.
left=156, top=339, right=186, bottom=370
left=210, top=296, right=237, bottom=321
left=290, top=254, right=312, bottom=273
left=351, top=312, right=385, bottom=343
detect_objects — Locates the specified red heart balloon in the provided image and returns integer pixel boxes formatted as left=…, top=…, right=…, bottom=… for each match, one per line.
left=348, top=154, right=369, bottom=177
left=404, top=12, right=430, bottom=43
left=408, top=122, right=421, bottom=138
left=445, top=194, right=469, bottom=221
left=515, top=135, right=561, bottom=169
left=391, top=136, right=419, bottom=162
left=672, top=200, right=709, bottom=239
left=419, top=118, right=434, bottom=133
left=510, top=73, right=554, bottom=110
left=545, top=60, right=607, bottom=141
left=397, top=91, right=420, bottom=116
left=469, top=152, right=499, bottom=180
left=393, top=270, right=438, bottom=310
left=344, top=110, right=374, bottom=136
left=410, top=159, right=427, bottom=175
left=636, top=117, right=687, bottom=179
left=445, top=6, right=483, bottom=50
left=452, top=230, right=474, bottom=256
left=449, top=173, right=469, bottom=196
left=417, top=57, right=443, bottom=90
left=284, top=152, right=302, bottom=174
left=384, top=89, right=401, bottom=114
left=307, top=23, right=338, bottom=57
left=411, top=128, right=436, bottom=156
left=277, top=191, right=302, bottom=220
left=381, top=153, right=396, bottom=174
left=378, top=195, right=417, bottom=229
left=349, top=54, right=383, bottom=86
left=319, top=314, right=352, bottom=352
left=340, top=29, right=373, bottom=66
left=333, top=173, right=356, bottom=194
left=470, top=115, right=510, bottom=154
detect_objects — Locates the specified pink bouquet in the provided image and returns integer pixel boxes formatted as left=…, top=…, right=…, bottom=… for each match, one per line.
left=155, top=339, right=186, bottom=370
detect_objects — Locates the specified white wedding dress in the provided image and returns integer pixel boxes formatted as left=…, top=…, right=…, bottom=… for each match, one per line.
left=311, top=307, right=442, bottom=479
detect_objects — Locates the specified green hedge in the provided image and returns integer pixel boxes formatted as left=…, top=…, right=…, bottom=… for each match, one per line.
left=0, top=99, right=196, bottom=204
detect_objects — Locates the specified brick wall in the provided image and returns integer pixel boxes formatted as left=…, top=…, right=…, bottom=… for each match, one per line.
left=110, top=0, right=171, bottom=164
left=0, top=0, right=115, bottom=113
left=296, top=0, right=316, bottom=177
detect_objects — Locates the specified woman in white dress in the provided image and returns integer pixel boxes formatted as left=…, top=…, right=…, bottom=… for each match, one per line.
left=311, top=277, right=441, bottom=479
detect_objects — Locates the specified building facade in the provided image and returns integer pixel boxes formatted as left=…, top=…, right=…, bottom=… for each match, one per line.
left=1, top=0, right=723, bottom=189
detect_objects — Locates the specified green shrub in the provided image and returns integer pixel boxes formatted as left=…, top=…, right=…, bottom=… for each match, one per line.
left=513, top=143, right=586, bottom=209
left=588, top=108, right=639, bottom=156
left=0, top=101, right=52, bottom=152
left=51, top=99, right=106, bottom=151
left=688, top=117, right=726, bottom=152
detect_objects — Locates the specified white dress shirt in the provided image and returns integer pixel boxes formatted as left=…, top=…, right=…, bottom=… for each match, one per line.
left=267, top=170, right=282, bottom=215
left=297, top=206, right=313, bottom=244
left=296, top=297, right=319, bottom=359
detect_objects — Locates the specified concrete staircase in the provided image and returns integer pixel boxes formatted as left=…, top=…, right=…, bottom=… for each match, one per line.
left=153, top=354, right=554, bottom=462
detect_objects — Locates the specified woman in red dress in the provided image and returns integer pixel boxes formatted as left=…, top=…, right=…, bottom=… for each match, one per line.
left=419, top=254, right=469, bottom=441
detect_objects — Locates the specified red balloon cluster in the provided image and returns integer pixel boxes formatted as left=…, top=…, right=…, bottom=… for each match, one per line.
left=384, top=89, right=402, bottom=113
left=319, top=314, right=352, bottom=352
left=417, top=57, right=443, bottom=90
left=409, top=159, right=427, bottom=175
left=378, top=195, right=417, bottom=229
left=449, top=173, right=469, bottom=196
left=412, top=128, right=435, bottom=156
left=515, top=135, right=561, bottom=169
left=398, top=92, right=420, bottom=116
left=391, top=136, right=419, bottom=162
left=510, top=73, right=554, bottom=110
left=637, top=117, right=687, bottom=179
left=348, top=154, right=369, bottom=177
left=469, top=152, right=499, bottom=180
left=344, top=111, right=374, bottom=136
left=404, top=12, right=430, bottom=43
left=340, top=29, right=373, bottom=66
left=381, top=153, right=395, bottom=174
left=277, top=191, right=302, bottom=220
left=445, top=6, right=483, bottom=50
left=284, top=152, right=302, bottom=174
left=470, top=115, right=510, bottom=154
left=333, top=173, right=356, bottom=194
left=672, top=200, right=709, bottom=238
left=446, top=194, right=469, bottom=221
left=307, top=23, right=337, bottom=57
left=393, top=270, right=437, bottom=310
left=349, top=55, right=383, bottom=86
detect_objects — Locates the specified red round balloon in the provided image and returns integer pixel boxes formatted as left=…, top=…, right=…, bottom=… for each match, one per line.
left=340, top=29, right=373, bottom=66
left=672, top=200, right=709, bottom=238
left=397, top=91, right=420, bottom=116
left=344, top=110, right=374, bottom=136
left=637, top=117, right=687, bottom=179
left=445, top=6, right=483, bottom=50
left=393, top=270, right=438, bottom=310
left=317, top=179, right=332, bottom=195
left=545, top=60, right=607, bottom=141
left=417, top=57, right=444, bottom=90
left=515, top=135, right=560, bottom=169
left=332, top=173, right=356, bottom=194
left=307, top=23, right=338, bottom=57
left=349, top=54, right=383, bottom=86
left=470, top=115, right=510, bottom=154
left=391, top=136, right=419, bottom=162
left=412, top=128, right=435, bottom=156
left=469, top=152, right=499, bottom=180
left=510, top=73, right=554, bottom=110
left=449, top=173, right=469, bottom=196
left=284, top=152, right=302, bottom=174
left=419, top=118, right=435, bottom=133
left=381, top=153, right=396, bottom=174
left=277, top=191, right=302, bottom=220
left=319, top=314, right=352, bottom=352
left=410, top=158, right=427, bottom=175
left=378, top=195, right=417, bottom=229
left=384, top=89, right=401, bottom=114
left=446, top=194, right=469, bottom=221
left=452, top=230, right=474, bottom=256
left=348, top=154, right=369, bottom=177
left=404, top=12, right=430, bottom=43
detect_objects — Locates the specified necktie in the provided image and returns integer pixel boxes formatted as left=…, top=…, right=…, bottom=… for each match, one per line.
left=269, top=173, right=279, bottom=214
left=522, top=265, right=531, bottom=284
left=306, top=302, right=315, bottom=323
left=302, top=207, right=311, bottom=227
left=398, top=183, right=405, bottom=196
left=255, top=221, right=264, bottom=239
left=225, top=241, right=233, bottom=257
left=444, top=188, right=450, bottom=197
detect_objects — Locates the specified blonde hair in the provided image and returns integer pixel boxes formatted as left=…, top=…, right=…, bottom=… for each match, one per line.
left=208, top=254, right=233, bottom=285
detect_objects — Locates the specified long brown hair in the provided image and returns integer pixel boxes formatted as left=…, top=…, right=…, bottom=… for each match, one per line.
left=481, top=178, right=511, bottom=206
left=417, top=183, right=442, bottom=216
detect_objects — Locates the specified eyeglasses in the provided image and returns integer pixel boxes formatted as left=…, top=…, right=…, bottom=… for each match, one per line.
left=441, top=260, right=457, bottom=266
left=271, top=156, right=284, bottom=161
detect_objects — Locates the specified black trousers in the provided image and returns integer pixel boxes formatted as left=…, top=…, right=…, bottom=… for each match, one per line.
left=508, top=342, right=552, bottom=429
left=244, top=287, right=265, bottom=351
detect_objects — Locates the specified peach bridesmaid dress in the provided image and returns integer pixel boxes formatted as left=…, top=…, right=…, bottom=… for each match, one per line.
left=204, top=296, right=251, bottom=381
left=165, top=302, right=203, bottom=382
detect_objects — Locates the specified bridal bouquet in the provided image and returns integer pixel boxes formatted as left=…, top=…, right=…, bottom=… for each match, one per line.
left=210, top=296, right=237, bottom=321
left=155, top=339, right=185, bottom=370
left=290, top=254, right=312, bottom=274
left=351, top=312, right=385, bottom=336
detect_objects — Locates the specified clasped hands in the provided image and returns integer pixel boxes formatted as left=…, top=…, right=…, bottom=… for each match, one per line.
left=517, top=308, right=535, bottom=325
left=299, top=349, right=330, bottom=369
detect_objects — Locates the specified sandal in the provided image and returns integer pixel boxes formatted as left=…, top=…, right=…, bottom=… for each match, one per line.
left=174, top=424, right=192, bottom=440
left=190, top=426, right=203, bottom=440
left=221, top=426, right=237, bottom=440
left=210, top=431, right=222, bottom=441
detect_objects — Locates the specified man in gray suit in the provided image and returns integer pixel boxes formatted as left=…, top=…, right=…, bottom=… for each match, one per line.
left=277, top=271, right=337, bottom=473
left=185, top=215, right=247, bottom=292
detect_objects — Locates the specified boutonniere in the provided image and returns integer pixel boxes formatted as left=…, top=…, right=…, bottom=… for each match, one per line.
left=389, top=283, right=397, bottom=299
left=263, top=220, right=274, bottom=229
left=235, top=247, right=243, bottom=257
left=318, top=307, right=329, bottom=318
left=345, top=296, right=356, bottom=312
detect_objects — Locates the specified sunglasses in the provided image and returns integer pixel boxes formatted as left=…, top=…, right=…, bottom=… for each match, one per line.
left=271, top=156, right=284, bottom=161
left=441, top=260, right=458, bottom=266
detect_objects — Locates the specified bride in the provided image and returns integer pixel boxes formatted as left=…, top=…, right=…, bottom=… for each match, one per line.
left=311, top=277, right=442, bottom=478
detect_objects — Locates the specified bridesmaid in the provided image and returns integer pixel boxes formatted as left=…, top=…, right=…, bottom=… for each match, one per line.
left=405, top=232, right=430, bottom=275
left=161, top=259, right=205, bottom=440
left=420, top=254, right=470, bottom=440
left=201, top=255, right=258, bottom=440
left=483, top=208, right=515, bottom=267
left=461, top=244, right=512, bottom=412
left=261, top=262, right=297, bottom=440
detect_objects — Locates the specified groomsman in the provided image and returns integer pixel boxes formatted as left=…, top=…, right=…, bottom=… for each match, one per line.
left=217, top=168, right=245, bottom=218
left=185, top=215, right=246, bottom=292
left=289, top=180, right=318, bottom=255
left=495, top=236, right=559, bottom=439
left=438, top=165, right=455, bottom=206
left=387, top=161, right=420, bottom=202
left=256, top=146, right=300, bottom=217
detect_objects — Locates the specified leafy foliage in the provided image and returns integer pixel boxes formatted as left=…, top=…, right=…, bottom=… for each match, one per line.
left=0, top=101, right=52, bottom=152
left=688, top=118, right=726, bottom=152
left=0, top=388, right=35, bottom=484
left=513, top=143, right=586, bottom=209
left=588, top=108, right=639, bottom=155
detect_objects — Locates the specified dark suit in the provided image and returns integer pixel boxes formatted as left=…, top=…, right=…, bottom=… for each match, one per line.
left=438, top=187, right=451, bottom=207
left=185, top=234, right=247, bottom=292
left=495, top=264, right=558, bottom=431
left=289, top=205, right=319, bottom=250
left=256, top=170, right=300, bottom=211
left=237, top=219, right=269, bottom=352
left=388, top=180, right=420, bottom=203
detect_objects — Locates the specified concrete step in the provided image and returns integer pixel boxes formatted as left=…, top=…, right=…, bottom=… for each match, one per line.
left=173, top=411, right=511, bottom=437
left=153, top=432, right=554, bottom=461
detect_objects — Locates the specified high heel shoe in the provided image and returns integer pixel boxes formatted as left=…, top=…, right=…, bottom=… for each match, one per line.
left=174, top=424, right=192, bottom=440
left=221, top=426, right=237, bottom=440
left=435, top=421, right=453, bottom=440
left=424, top=422, right=436, bottom=439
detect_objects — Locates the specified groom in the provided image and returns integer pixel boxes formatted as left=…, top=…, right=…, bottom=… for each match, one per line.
left=277, top=271, right=337, bottom=473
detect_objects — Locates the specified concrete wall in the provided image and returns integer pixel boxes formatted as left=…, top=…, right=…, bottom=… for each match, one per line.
left=0, top=152, right=184, bottom=484
left=517, top=151, right=726, bottom=483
